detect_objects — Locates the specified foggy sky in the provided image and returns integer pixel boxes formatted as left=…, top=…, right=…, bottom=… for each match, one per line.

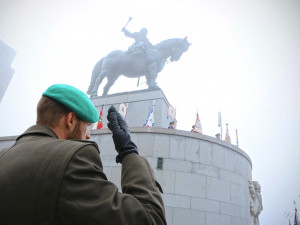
left=0, top=0, right=300, bottom=224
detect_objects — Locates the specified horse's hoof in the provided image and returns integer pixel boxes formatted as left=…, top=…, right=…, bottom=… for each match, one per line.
left=148, top=85, right=160, bottom=90
left=90, top=94, right=98, bottom=99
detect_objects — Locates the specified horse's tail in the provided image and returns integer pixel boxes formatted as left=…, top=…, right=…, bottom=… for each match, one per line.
left=87, top=58, right=104, bottom=95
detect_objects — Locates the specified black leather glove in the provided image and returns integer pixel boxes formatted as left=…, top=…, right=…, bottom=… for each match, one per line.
left=107, top=106, right=138, bottom=163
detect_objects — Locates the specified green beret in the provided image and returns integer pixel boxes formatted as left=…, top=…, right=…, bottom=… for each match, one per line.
left=43, top=84, right=98, bottom=123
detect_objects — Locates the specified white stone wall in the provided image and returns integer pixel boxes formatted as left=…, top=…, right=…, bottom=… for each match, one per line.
left=0, top=138, right=15, bottom=150
left=91, top=89, right=176, bottom=130
left=90, top=127, right=253, bottom=225
left=0, top=127, right=253, bottom=225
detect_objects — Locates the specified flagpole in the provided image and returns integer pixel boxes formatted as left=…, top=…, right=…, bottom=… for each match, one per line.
left=236, top=129, right=239, bottom=147
left=196, top=109, right=198, bottom=132
left=218, top=112, right=222, bottom=139
left=293, top=200, right=300, bottom=225
left=225, top=123, right=228, bottom=142
left=221, top=123, right=223, bottom=140
left=295, top=207, right=300, bottom=225
left=175, top=106, right=177, bottom=127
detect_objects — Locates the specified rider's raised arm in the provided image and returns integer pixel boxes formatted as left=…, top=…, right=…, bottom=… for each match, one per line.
left=122, top=28, right=136, bottom=38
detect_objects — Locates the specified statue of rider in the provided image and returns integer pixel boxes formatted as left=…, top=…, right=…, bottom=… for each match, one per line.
left=121, top=27, right=152, bottom=55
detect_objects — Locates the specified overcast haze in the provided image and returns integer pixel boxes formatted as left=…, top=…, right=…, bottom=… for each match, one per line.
left=1, top=0, right=300, bottom=224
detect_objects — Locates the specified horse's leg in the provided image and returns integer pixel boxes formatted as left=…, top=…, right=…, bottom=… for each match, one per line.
left=146, top=74, right=150, bottom=86
left=147, top=63, right=159, bottom=89
left=87, top=76, right=96, bottom=95
left=103, top=76, right=118, bottom=96
left=90, top=71, right=107, bottom=98
left=87, top=69, right=98, bottom=95
left=87, top=58, right=103, bottom=95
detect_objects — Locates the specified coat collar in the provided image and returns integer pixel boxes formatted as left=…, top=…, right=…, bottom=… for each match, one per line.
left=16, top=125, right=100, bottom=152
left=16, top=125, right=58, bottom=141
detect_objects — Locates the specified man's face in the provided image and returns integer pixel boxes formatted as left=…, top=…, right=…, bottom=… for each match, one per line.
left=67, top=119, right=91, bottom=140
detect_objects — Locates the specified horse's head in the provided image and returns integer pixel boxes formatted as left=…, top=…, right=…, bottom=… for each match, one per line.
left=170, top=37, right=191, bottom=62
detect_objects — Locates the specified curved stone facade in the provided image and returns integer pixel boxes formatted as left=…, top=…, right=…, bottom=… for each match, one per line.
left=0, top=127, right=253, bottom=225
left=90, top=127, right=253, bottom=225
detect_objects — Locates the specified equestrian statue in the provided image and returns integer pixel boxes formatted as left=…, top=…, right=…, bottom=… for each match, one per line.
left=87, top=18, right=191, bottom=98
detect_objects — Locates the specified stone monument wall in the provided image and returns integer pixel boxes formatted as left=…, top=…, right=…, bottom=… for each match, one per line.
left=89, top=127, right=253, bottom=225
left=0, top=89, right=254, bottom=225
left=0, top=137, right=15, bottom=149
left=91, top=89, right=176, bottom=129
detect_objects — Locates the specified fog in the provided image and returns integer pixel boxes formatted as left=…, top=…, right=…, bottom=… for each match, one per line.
left=1, top=0, right=300, bottom=223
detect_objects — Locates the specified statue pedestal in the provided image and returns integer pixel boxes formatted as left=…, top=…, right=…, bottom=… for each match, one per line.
left=91, top=88, right=176, bottom=129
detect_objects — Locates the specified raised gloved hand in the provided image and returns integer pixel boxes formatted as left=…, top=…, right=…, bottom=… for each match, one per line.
left=107, top=106, right=138, bottom=163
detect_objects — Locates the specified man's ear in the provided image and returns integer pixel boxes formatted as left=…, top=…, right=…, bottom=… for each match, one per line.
left=66, top=112, right=77, bottom=129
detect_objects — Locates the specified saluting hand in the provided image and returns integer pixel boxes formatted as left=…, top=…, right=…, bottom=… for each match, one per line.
left=107, top=106, right=138, bottom=163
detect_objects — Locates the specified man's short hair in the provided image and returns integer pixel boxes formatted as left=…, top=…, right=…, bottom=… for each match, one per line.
left=36, top=96, right=71, bottom=127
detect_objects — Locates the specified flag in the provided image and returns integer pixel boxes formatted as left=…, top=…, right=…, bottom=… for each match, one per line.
left=93, top=105, right=103, bottom=130
left=192, top=113, right=202, bottom=134
left=118, top=102, right=128, bottom=120
left=294, top=208, right=300, bottom=225
left=225, top=123, right=231, bottom=143
left=144, top=101, right=155, bottom=127
left=218, top=111, right=222, bottom=127
left=167, top=105, right=176, bottom=120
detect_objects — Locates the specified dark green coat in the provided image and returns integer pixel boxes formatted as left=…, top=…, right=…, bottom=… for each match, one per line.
left=0, top=125, right=166, bottom=225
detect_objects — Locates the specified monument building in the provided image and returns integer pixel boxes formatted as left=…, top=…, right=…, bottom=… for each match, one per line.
left=0, top=25, right=262, bottom=224
left=0, top=88, right=262, bottom=225
left=89, top=89, right=261, bottom=225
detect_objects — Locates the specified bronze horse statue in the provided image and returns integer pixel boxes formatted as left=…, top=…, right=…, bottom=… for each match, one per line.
left=87, top=37, right=191, bottom=97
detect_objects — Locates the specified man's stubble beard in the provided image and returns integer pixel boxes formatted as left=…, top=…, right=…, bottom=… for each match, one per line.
left=67, top=120, right=83, bottom=140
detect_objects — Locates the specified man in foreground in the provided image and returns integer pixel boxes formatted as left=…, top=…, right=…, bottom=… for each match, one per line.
left=0, top=84, right=166, bottom=225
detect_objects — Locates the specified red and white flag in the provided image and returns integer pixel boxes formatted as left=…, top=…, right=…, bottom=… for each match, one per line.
left=225, top=123, right=231, bottom=143
left=167, top=105, right=176, bottom=120
left=93, top=105, right=104, bottom=130
left=118, top=103, right=128, bottom=120
left=192, top=113, right=202, bottom=134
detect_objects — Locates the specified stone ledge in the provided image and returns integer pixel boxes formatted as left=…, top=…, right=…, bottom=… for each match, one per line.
left=1, top=127, right=252, bottom=166
left=91, top=127, right=252, bottom=166
left=0, top=136, right=17, bottom=141
left=91, top=88, right=170, bottom=108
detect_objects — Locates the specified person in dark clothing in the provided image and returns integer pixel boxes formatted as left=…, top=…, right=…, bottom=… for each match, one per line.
left=168, top=121, right=175, bottom=129
left=0, top=84, right=166, bottom=225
